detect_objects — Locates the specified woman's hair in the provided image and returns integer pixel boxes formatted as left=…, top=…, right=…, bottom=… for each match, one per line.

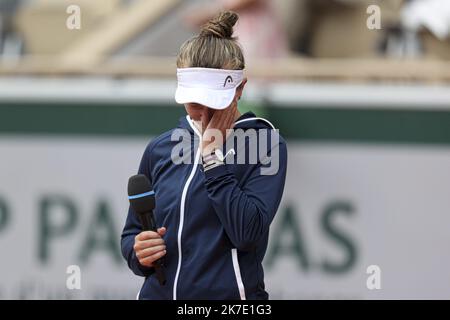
left=177, top=11, right=245, bottom=70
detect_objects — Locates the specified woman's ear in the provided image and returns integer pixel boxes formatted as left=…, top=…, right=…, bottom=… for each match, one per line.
left=236, top=78, right=248, bottom=101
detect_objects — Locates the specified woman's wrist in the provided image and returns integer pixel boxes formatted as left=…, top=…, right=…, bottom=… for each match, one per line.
left=202, top=148, right=225, bottom=172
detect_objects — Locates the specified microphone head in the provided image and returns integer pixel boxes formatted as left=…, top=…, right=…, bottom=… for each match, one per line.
left=128, top=174, right=155, bottom=214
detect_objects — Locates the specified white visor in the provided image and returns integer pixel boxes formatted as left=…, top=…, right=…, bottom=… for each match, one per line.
left=175, top=67, right=244, bottom=110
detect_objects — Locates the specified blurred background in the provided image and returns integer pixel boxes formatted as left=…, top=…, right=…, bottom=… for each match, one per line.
left=0, top=0, right=450, bottom=299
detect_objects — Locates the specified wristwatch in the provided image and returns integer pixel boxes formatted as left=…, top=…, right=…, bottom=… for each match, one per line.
left=202, top=148, right=225, bottom=172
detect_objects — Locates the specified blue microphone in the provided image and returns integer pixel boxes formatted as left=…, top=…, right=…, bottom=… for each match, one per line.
left=128, top=174, right=166, bottom=286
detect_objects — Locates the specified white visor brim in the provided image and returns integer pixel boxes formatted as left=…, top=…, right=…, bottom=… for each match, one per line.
left=175, top=68, right=244, bottom=110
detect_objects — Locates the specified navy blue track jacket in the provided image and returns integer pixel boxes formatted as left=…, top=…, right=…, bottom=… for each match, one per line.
left=121, top=111, right=287, bottom=300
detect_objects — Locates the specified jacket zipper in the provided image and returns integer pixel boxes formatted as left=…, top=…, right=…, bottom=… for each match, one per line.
left=173, top=116, right=201, bottom=300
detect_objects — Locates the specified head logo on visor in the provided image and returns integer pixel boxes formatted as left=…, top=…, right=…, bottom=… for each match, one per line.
left=175, top=68, right=244, bottom=110
left=224, top=75, right=233, bottom=87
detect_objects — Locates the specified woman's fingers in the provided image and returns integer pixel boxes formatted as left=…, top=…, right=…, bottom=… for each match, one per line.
left=135, top=227, right=166, bottom=242
left=202, top=102, right=239, bottom=154
left=157, top=227, right=167, bottom=236
left=134, top=229, right=167, bottom=266
left=138, top=249, right=167, bottom=267
left=136, top=244, right=166, bottom=260
left=205, top=105, right=237, bottom=142
left=209, top=108, right=232, bottom=131
left=134, top=238, right=165, bottom=251
left=136, top=230, right=160, bottom=241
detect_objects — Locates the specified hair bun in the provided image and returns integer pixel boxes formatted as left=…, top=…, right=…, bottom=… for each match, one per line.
left=200, top=11, right=238, bottom=39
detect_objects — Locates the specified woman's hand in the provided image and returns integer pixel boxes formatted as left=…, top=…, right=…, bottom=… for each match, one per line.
left=202, top=102, right=239, bottom=156
left=134, top=227, right=167, bottom=268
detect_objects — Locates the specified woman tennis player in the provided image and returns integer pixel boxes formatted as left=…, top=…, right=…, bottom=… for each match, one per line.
left=121, top=11, right=287, bottom=300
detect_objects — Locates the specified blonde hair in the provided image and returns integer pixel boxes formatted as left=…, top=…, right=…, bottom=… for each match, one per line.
left=176, top=11, right=245, bottom=70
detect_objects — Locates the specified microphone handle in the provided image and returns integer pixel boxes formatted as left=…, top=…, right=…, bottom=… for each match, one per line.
left=138, top=212, right=166, bottom=286
left=139, top=211, right=156, bottom=231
